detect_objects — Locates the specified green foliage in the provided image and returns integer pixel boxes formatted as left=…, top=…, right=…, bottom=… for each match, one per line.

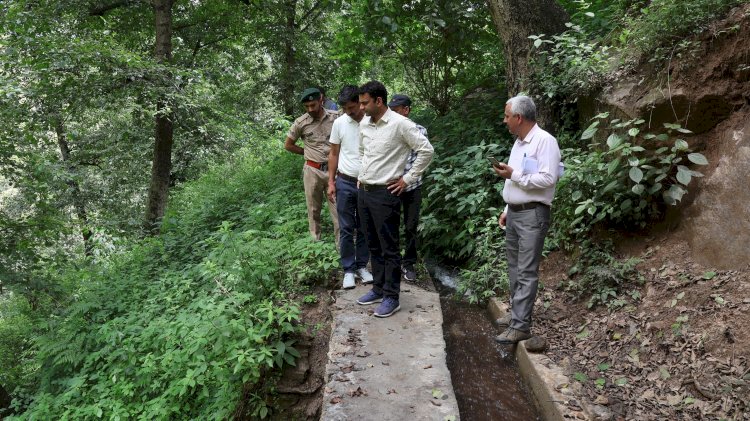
left=5, top=151, right=338, bottom=419
left=456, top=221, right=509, bottom=305
left=418, top=94, right=511, bottom=262
left=565, top=244, right=643, bottom=309
left=529, top=23, right=612, bottom=101
left=619, top=0, right=747, bottom=60
left=552, top=113, right=708, bottom=247
left=332, top=0, right=502, bottom=114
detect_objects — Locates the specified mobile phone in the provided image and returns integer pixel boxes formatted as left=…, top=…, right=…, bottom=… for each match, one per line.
left=487, top=156, right=501, bottom=167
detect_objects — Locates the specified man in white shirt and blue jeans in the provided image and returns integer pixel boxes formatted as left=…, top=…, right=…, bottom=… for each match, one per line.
left=327, top=85, right=374, bottom=289
left=493, top=95, right=561, bottom=344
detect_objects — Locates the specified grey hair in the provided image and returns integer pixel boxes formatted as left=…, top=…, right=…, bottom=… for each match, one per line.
left=506, top=96, right=536, bottom=122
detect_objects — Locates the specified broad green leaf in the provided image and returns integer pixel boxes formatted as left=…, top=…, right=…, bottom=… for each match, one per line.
left=674, top=139, right=689, bottom=151
left=581, top=121, right=599, bottom=140
left=607, top=133, right=623, bottom=149
left=607, top=158, right=621, bottom=175
left=628, top=127, right=640, bottom=137
left=629, top=167, right=643, bottom=183
left=632, top=184, right=645, bottom=195
left=676, top=167, right=692, bottom=185
left=687, top=153, right=708, bottom=165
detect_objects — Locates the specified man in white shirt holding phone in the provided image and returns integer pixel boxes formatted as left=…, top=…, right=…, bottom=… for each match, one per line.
left=492, top=95, right=561, bottom=344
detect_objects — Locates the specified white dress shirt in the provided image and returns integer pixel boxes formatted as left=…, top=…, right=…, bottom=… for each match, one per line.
left=502, top=124, right=561, bottom=208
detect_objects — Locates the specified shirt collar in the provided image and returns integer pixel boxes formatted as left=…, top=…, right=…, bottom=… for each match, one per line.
left=376, top=108, right=395, bottom=124
left=519, top=123, right=541, bottom=143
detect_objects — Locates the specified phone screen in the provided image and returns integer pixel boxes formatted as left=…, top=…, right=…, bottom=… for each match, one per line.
left=487, top=156, right=500, bottom=167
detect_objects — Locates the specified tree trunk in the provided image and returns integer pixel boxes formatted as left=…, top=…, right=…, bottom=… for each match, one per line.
left=0, top=383, right=11, bottom=415
left=281, top=0, right=298, bottom=118
left=54, top=118, right=93, bottom=255
left=144, top=0, right=175, bottom=234
left=486, top=0, right=569, bottom=130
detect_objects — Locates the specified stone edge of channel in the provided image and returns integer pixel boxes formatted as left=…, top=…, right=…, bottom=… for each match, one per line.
left=488, top=297, right=595, bottom=421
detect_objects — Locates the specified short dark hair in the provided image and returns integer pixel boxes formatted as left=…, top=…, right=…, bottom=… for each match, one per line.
left=337, top=85, right=360, bottom=106
left=358, top=80, right=388, bottom=105
left=315, top=85, right=327, bottom=96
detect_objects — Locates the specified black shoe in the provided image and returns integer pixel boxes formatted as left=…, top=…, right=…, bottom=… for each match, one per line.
left=402, top=266, right=416, bottom=281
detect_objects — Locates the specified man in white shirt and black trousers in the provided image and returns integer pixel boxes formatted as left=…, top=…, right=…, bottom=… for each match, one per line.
left=493, top=95, right=561, bottom=344
left=354, top=81, right=434, bottom=318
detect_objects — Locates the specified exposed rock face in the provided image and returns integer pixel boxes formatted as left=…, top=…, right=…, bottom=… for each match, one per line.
left=594, top=4, right=750, bottom=268
left=686, top=116, right=750, bottom=268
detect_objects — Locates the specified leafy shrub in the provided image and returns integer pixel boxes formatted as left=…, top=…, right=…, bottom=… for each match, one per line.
left=551, top=113, right=708, bottom=248
left=620, top=0, right=746, bottom=60
left=417, top=94, right=512, bottom=262
left=456, top=216, right=509, bottom=304
left=529, top=23, right=613, bottom=101
left=8, top=151, right=338, bottom=420
left=565, top=245, right=643, bottom=309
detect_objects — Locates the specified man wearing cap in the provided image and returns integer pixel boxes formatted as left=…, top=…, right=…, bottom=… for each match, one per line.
left=355, top=80, right=434, bottom=318
left=284, top=87, right=340, bottom=245
left=317, top=86, right=339, bottom=111
left=388, top=94, right=427, bottom=282
left=327, top=85, right=374, bottom=289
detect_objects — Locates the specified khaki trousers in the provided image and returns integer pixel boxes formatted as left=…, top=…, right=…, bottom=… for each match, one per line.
left=303, top=164, right=340, bottom=247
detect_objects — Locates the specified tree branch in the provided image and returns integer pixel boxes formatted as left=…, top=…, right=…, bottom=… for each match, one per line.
left=298, top=0, right=327, bottom=33
left=88, top=0, right=142, bottom=16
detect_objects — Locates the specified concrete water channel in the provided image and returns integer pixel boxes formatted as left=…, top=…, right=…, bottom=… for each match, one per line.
left=433, top=266, right=540, bottom=421
left=320, top=265, right=541, bottom=420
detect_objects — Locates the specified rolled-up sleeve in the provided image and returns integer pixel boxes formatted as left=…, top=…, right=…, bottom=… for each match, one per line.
left=400, top=122, right=434, bottom=185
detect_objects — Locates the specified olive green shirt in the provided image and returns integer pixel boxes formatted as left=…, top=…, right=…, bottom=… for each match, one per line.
left=287, top=109, right=339, bottom=163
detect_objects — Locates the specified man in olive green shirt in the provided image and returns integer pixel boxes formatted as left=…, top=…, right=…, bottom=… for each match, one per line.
left=284, top=87, right=340, bottom=245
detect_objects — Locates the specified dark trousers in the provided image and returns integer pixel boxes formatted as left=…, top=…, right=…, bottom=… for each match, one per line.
left=335, top=176, right=369, bottom=272
left=358, top=187, right=402, bottom=299
left=400, top=187, right=421, bottom=269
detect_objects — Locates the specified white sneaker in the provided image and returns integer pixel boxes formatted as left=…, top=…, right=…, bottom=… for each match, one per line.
left=357, top=268, right=374, bottom=284
left=343, top=273, right=356, bottom=289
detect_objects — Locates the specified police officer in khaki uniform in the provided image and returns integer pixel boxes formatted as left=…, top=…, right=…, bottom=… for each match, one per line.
left=284, top=87, right=340, bottom=245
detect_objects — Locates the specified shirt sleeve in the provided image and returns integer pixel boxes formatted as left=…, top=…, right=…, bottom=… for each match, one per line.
left=509, top=133, right=560, bottom=189
left=287, top=118, right=302, bottom=141
left=400, top=121, right=434, bottom=185
left=329, top=119, right=342, bottom=145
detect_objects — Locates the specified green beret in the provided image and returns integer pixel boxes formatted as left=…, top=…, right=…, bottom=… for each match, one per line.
left=299, top=87, right=321, bottom=103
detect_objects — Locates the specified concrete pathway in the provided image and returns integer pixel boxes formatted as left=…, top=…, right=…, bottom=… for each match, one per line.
left=321, top=284, right=460, bottom=421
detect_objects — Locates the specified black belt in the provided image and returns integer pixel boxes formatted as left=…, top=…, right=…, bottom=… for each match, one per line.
left=337, top=172, right=358, bottom=183
left=508, top=202, right=549, bottom=212
left=360, top=183, right=388, bottom=192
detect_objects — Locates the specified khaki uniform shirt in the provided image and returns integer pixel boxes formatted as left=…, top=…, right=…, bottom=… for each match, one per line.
left=287, top=109, right=339, bottom=163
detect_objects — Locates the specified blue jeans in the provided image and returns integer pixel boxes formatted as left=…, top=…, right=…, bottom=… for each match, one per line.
left=336, top=176, right=369, bottom=273
left=358, top=186, right=402, bottom=299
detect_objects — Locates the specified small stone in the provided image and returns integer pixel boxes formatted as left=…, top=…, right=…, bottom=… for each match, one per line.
left=594, top=395, right=609, bottom=405
left=524, top=336, right=548, bottom=352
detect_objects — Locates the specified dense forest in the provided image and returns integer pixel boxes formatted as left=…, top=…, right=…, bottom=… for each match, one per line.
left=1, top=0, right=746, bottom=419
